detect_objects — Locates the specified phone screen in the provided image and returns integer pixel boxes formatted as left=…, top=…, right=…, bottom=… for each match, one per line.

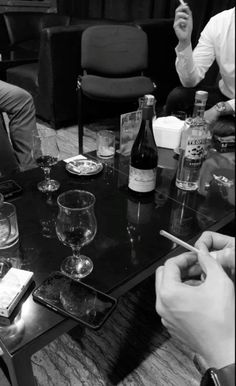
left=0, top=180, right=22, bottom=198
left=33, top=272, right=117, bottom=329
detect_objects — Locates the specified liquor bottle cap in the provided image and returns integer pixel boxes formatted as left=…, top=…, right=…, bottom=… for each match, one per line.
left=195, top=90, right=208, bottom=101
left=144, top=94, right=155, bottom=106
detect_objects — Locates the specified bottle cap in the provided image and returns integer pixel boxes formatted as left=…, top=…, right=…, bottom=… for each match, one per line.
left=195, top=90, right=208, bottom=102
left=144, top=94, right=155, bottom=106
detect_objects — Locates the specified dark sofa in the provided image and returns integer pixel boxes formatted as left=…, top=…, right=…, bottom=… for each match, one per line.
left=3, top=13, right=180, bottom=129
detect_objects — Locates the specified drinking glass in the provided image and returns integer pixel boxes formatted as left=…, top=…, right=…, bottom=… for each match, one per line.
left=55, top=190, right=97, bottom=279
left=32, top=133, right=60, bottom=192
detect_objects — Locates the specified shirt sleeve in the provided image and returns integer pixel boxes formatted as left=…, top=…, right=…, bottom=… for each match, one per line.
left=175, top=17, right=216, bottom=87
left=227, top=99, right=235, bottom=112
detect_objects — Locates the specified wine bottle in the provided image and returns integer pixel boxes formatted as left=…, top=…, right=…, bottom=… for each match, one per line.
left=128, top=94, right=158, bottom=195
left=175, top=90, right=209, bottom=191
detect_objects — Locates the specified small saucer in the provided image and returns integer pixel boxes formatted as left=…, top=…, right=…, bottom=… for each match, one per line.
left=65, top=159, right=103, bottom=176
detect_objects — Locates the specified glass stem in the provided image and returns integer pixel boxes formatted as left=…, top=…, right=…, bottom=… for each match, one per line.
left=43, top=167, right=51, bottom=181
left=72, top=246, right=81, bottom=260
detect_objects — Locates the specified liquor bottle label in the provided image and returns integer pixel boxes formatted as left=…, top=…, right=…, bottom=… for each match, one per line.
left=184, top=136, right=207, bottom=168
left=128, top=166, right=157, bottom=192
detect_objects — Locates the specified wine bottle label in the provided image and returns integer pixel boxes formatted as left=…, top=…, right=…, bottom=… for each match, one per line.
left=128, top=166, right=157, bottom=192
left=183, top=136, right=207, bottom=168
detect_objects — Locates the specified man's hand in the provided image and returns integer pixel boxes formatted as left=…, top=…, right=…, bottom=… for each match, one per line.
left=155, top=250, right=235, bottom=369
left=195, top=231, right=235, bottom=279
left=204, top=106, right=220, bottom=124
left=174, top=4, right=193, bottom=49
left=205, top=101, right=234, bottom=124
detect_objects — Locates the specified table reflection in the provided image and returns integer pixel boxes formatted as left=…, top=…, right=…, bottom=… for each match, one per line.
left=198, top=150, right=235, bottom=200
left=126, top=196, right=154, bottom=265
left=0, top=308, right=25, bottom=354
left=169, top=189, right=198, bottom=238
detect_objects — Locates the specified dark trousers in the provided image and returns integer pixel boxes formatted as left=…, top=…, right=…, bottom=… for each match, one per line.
left=164, top=86, right=235, bottom=136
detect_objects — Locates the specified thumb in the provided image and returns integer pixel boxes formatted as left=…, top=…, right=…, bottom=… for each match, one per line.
left=197, top=250, right=222, bottom=279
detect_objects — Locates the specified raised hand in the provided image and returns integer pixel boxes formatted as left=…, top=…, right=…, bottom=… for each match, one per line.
left=174, top=4, right=193, bottom=49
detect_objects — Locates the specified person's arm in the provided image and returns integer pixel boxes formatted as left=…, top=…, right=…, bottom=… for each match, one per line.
left=175, top=6, right=216, bottom=87
left=204, top=99, right=235, bottom=124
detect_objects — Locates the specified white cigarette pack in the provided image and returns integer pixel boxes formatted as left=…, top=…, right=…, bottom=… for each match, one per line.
left=0, top=268, right=34, bottom=317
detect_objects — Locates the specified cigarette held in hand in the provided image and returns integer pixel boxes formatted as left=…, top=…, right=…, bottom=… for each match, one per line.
left=159, top=230, right=217, bottom=259
left=179, top=0, right=187, bottom=5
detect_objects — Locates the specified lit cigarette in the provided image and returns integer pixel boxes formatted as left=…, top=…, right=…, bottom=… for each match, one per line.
left=160, top=230, right=199, bottom=253
left=179, top=0, right=187, bottom=5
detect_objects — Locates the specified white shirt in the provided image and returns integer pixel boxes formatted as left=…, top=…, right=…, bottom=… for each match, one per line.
left=175, top=8, right=235, bottom=111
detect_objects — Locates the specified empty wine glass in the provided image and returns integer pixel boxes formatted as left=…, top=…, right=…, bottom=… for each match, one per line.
left=32, top=132, right=60, bottom=192
left=55, top=190, right=97, bottom=279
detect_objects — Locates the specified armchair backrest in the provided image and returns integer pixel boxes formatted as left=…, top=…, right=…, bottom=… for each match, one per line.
left=3, top=12, right=44, bottom=46
left=3, top=12, right=69, bottom=47
left=81, top=24, right=148, bottom=76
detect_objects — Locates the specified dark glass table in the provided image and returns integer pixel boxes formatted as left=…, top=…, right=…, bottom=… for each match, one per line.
left=0, top=148, right=234, bottom=386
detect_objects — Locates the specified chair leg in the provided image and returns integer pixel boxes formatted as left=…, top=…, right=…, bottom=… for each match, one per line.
left=77, top=82, right=83, bottom=154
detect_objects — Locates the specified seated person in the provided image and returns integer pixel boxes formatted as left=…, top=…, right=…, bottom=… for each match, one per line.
left=155, top=231, right=235, bottom=386
left=0, top=81, right=36, bottom=176
left=165, top=5, right=235, bottom=136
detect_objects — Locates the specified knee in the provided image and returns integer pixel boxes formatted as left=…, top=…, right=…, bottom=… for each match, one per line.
left=13, top=87, right=35, bottom=113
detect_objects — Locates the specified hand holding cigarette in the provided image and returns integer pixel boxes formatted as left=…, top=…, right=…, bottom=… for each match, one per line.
left=174, top=0, right=192, bottom=45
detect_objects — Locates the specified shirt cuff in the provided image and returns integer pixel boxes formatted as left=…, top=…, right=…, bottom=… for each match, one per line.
left=226, top=99, right=235, bottom=113
left=175, top=44, right=192, bottom=58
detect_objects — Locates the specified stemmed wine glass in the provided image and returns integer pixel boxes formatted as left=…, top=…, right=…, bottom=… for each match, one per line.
left=32, top=132, right=60, bottom=192
left=55, top=190, right=97, bottom=279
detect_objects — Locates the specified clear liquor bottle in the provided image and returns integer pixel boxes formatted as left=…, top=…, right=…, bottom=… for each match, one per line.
left=175, top=91, right=209, bottom=191
left=128, top=94, right=158, bottom=195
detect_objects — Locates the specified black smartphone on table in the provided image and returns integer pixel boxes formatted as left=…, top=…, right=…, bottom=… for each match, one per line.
left=33, top=271, right=117, bottom=330
left=0, top=180, right=22, bottom=199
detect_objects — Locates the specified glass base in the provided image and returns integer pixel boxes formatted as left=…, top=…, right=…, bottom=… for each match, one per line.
left=38, top=179, right=60, bottom=193
left=61, top=255, right=93, bottom=280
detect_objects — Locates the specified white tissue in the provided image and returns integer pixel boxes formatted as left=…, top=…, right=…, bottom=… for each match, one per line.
left=153, top=116, right=185, bottom=149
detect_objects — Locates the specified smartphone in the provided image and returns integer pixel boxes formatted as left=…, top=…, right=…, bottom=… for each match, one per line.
left=0, top=180, right=22, bottom=199
left=33, top=272, right=117, bottom=330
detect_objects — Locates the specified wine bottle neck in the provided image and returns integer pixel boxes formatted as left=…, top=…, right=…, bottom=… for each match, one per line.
left=142, top=106, right=154, bottom=121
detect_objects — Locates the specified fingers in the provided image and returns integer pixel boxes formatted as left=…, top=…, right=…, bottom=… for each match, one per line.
left=213, top=248, right=235, bottom=272
left=155, top=266, right=164, bottom=314
left=195, top=231, right=234, bottom=252
left=175, top=4, right=192, bottom=28
left=162, top=252, right=198, bottom=283
left=197, top=250, right=226, bottom=281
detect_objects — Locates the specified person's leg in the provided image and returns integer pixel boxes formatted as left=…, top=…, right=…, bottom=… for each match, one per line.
left=0, top=80, right=37, bottom=171
left=0, top=114, right=19, bottom=176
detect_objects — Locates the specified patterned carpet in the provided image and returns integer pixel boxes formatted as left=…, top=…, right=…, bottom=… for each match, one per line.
left=0, top=119, right=203, bottom=386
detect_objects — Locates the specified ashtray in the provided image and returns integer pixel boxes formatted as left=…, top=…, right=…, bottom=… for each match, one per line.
left=65, top=159, right=103, bottom=176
